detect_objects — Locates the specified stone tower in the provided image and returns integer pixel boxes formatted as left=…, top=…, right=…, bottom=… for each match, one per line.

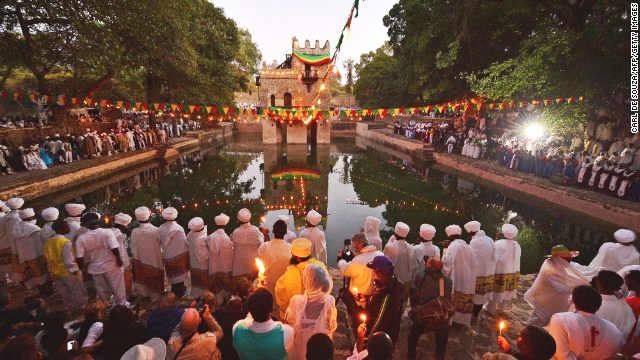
left=259, top=37, right=332, bottom=145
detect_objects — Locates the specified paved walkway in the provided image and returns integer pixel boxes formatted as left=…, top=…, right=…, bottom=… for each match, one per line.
left=437, top=153, right=640, bottom=214
left=0, top=135, right=196, bottom=194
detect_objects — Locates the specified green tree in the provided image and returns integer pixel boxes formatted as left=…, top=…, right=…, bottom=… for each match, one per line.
left=353, top=46, right=407, bottom=108
left=343, top=58, right=355, bottom=94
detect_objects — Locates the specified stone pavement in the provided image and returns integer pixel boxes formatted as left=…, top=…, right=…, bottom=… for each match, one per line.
left=329, top=269, right=537, bottom=360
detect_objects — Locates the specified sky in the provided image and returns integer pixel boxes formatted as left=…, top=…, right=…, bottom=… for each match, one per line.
left=214, top=0, right=394, bottom=72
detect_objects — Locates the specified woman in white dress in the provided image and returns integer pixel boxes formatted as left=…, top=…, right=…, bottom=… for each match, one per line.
left=285, top=264, right=337, bottom=360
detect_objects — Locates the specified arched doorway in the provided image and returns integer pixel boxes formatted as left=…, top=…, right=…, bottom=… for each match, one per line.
left=284, top=93, right=292, bottom=108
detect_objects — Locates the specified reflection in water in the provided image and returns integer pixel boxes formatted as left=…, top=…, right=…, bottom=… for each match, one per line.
left=28, top=137, right=617, bottom=273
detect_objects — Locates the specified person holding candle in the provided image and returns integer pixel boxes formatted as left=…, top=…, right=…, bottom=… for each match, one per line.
left=482, top=325, right=556, bottom=360
left=337, top=233, right=384, bottom=306
left=408, top=257, right=452, bottom=360
left=258, top=219, right=292, bottom=311
left=285, top=264, right=337, bottom=360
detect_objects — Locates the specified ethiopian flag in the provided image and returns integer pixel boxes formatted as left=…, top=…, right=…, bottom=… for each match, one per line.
left=292, top=50, right=331, bottom=66
left=271, top=168, right=321, bottom=180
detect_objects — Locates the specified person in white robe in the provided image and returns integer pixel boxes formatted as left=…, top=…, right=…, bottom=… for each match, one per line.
left=486, top=224, right=522, bottom=315
left=207, top=213, right=233, bottom=295
left=412, top=224, right=440, bottom=265
left=130, top=206, right=164, bottom=302
left=277, top=214, right=297, bottom=244
left=12, top=208, right=47, bottom=292
left=64, top=203, right=86, bottom=243
left=384, top=222, right=417, bottom=295
left=0, top=198, right=24, bottom=278
left=258, top=219, right=292, bottom=312
left=592, top=270, right=636, bottom=340
left=186, top=217, right=209, bottom=297
left=285, top=264, right=337, bottom=360
left=231, top=208, right=264, bottom=280
left=588, top=229, right=639, bottom=273
left=465, top=221, right=496, bottom=318
left=299, top=210, right=327, bottom=265
left=158, top=207, right=189, bottom=298
left=442, top=224, right=478, bottom=326
left=76, top=212, right=128, bottom=305
left=363, top=216, right=383, bottom=251
left=40, top=207, right=59, bottom=243
left=111, top=213, right=132, bottom=295
left=524, top=245, right=590, bottom=327
left=546, top=285, right=624, bottom=360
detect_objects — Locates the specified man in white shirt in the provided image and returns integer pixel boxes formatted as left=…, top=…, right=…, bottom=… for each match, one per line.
left=231, top=208, right=264, bottom=280
left=186, top=217, right=209, bottom=297
left=384, top=222, right=417, bottom=288
left=363, top=216, right=383, bottom=251
left=299, top=210, right=327, bottom=265
left=130, top=206, right=164, bottom=302
left=207, top=213, right=233, bottom=296
left=112, top=213, right=132, bottom=296
left=587, top=229, right=639, bottom=273
left=546, top=285, right=624, bottom=360
left=442, top=224, right=477, bottom=326
left=338, top=233, right=384, bottom=305
left=233, top=288, right=294, bottom=359
left=413, top=224, right=440, bottom=265
left=75, top=212, right=127, bottom=305
left=593, top=270, right=635, bottom=340
left=465, top=220, right=496, bottom=318
left=159, top=207, right=189, bottom=299
left=258, top=220, right=292, bottom=307
left=63, top=203, right=86, bottom=243
left=277, top=215, right=297, bottom=243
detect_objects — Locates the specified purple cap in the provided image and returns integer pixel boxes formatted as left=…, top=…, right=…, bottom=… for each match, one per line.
left=367, top=256, right=394, bottom=274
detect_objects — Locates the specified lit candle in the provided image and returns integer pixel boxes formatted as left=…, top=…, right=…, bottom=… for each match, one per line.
left=255, top=258, right=266, bottom=288
left=352, top=287, right=358, bottom=294
left=360, top=314, right=367, bottom=325
left=499, top=321, right=505, bottom=337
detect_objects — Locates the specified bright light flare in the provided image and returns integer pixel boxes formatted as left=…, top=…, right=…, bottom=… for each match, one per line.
left=360, top=314, right=367, bottom=323
left=255, top=258, right=265, bottom=275
left=524, top=124, right=544, bottom=139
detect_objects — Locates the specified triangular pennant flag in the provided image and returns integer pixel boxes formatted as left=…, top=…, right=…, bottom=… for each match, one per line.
left=100, top=99, right=107, bottom=107
left=29, top=94, right=38, bottom=102
left=84, top=98, right=92, bottom=106
left=116, top=101, right=123, bottom=108
left=223, top=107, right=229, bottom=114
left=205, top=106, right=212, bottom=114
left=171, top=104, right=178, bottom=111
left=189, top=105, right=196, bottom=113
left=543, top=99, right=549, bottom=106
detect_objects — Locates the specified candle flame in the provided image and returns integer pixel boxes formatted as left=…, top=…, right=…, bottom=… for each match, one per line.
left=499, top=321, right=505, bottom=330
left=360, top=314, right=367, bottom=322
left=255, top=258, right=265, bottom=275
left=352, top=287, right=358, bottom=293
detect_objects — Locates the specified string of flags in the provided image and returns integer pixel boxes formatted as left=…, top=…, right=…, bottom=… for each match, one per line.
left=0, top=89, right=586, bottom=123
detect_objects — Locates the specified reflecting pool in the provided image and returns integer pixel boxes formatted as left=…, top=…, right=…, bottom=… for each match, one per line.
left=31, top=135, right=618, bottom=274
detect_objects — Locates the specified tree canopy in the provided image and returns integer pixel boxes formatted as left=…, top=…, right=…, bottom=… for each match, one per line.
left=351, top=0, right=629, bottom=127
left=1, top=0, right=261, bottom=120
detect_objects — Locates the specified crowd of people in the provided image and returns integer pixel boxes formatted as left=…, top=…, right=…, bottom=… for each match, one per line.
left=0, top=195, right=638, bottom=360
left=0, top=115, right=202, bottom=175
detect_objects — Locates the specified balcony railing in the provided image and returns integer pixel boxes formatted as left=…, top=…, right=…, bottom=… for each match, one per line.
left=301, top=69, right=318, bottom=85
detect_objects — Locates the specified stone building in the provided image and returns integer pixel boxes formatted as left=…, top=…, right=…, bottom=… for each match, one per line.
left=258, top=37, right=332, bottom=145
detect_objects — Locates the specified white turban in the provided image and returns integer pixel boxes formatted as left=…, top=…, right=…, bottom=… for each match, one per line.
left=364, top=216, right=381, bottom=237
left=188, top=217, right=204, bottom=231
left=502, top=224, right=519, bottom=240
left=277, top=215, right=291, bottom=226
left=41, top=207, right=59, bottom=222
left=215, top=213, right=230, bottom=226
left=65, top=203, right=86, bottom=216
left=306, top=210, right=322, bottom=226
left=464, top=221, right=481, bottom=233
left=114, top=213, right=132, bottom=226
left=162, top=207, right=178, bottom=220
left=19, top=208, right=35, bottom=219
left=6, top=198, right=24, bottom=210
left=419, top=224, right=436, bottom=241
left=394, top=222, right=410, bottom=238
left=614, top=229, right=636, bottom=244
left=135, top=207, right=151, bottom=221
left=237, top=208, right=251, bottom=223
left=445, top=225, right=462, bottom=237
